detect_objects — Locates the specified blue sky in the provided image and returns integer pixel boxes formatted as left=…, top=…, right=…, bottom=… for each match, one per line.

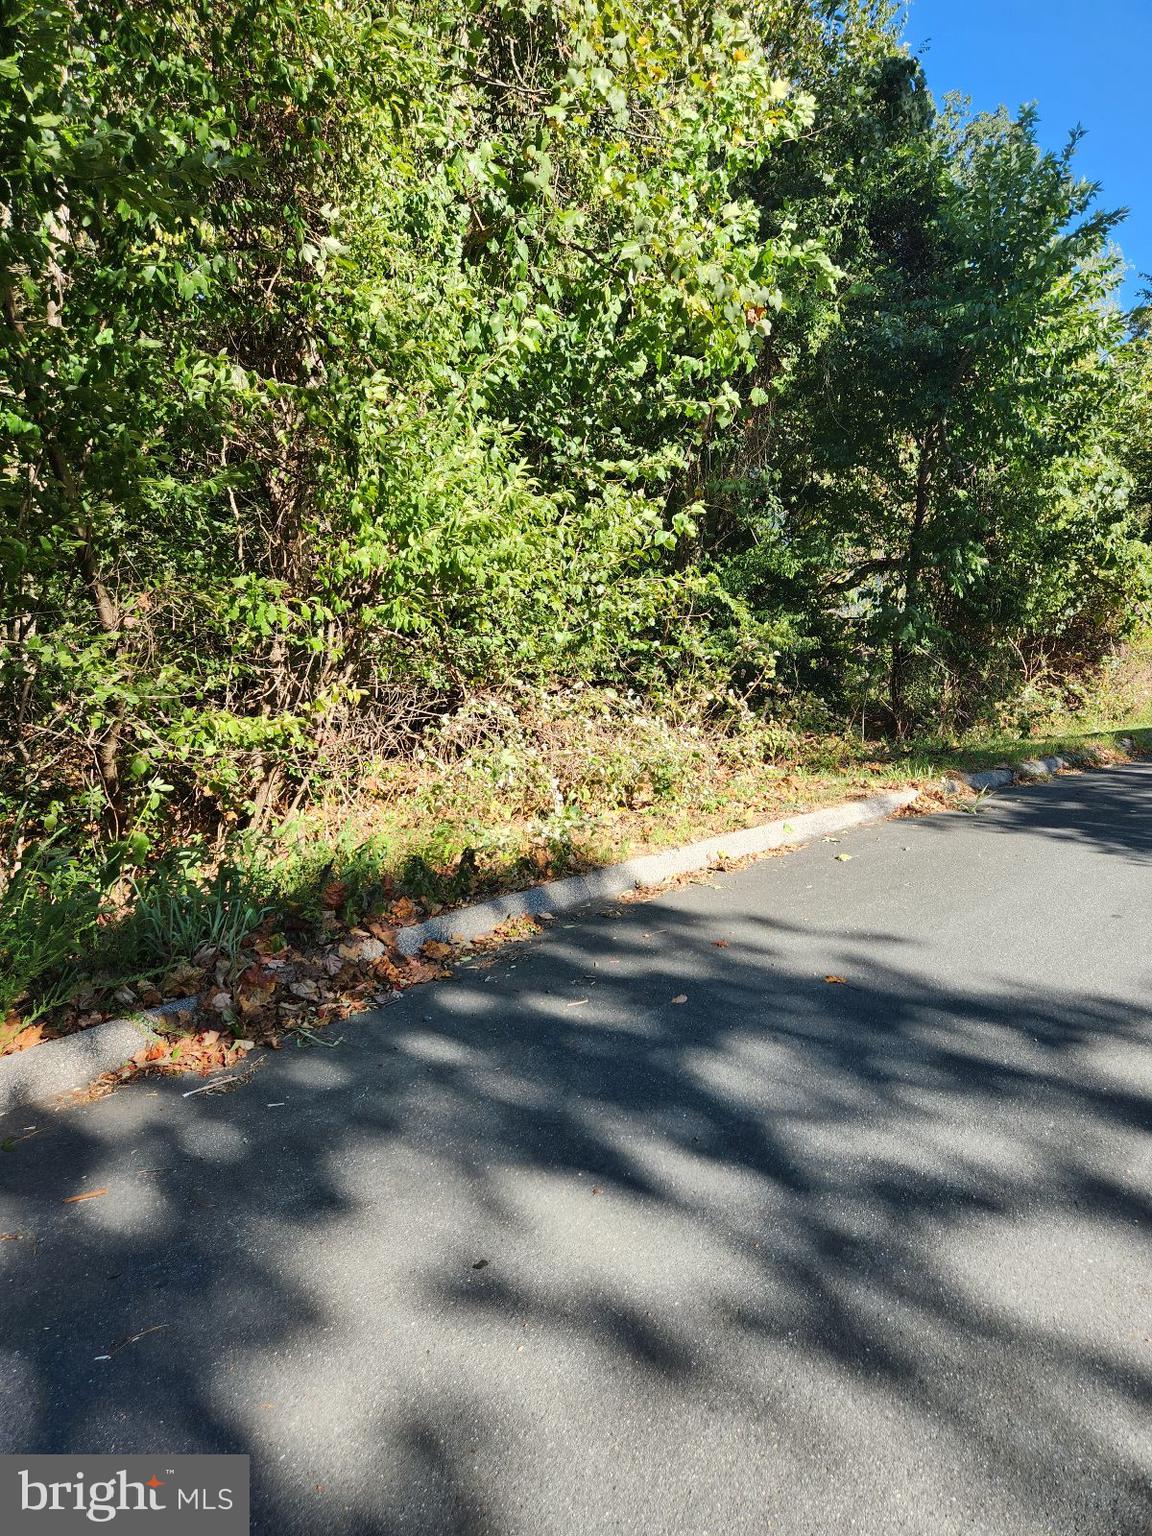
left=904, top=0, right=1151, bottom=308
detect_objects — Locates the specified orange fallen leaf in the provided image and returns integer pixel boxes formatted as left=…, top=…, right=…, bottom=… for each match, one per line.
left=63, top=1188, right=108, bottom=1204
left=2, top=1015, right=45, bottom=1055
left=420, top=940, right=453, bottom=961
left=824, top=975, right=848, bottom=985
left=713, top=940, right=730, bottom=949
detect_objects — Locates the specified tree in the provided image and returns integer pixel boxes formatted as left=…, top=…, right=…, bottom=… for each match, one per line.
left=718, top=92, right=1149, bottom=729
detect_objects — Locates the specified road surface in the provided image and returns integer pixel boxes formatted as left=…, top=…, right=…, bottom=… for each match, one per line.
left=3, top=766, right=1152, bottom=1534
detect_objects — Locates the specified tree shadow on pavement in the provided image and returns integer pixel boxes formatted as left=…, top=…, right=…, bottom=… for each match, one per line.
left=915, top=760, right=1152, bottom=867
left=3, top=803, right=1152, bottom=1535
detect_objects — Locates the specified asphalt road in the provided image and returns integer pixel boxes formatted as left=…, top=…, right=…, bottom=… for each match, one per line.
left=4, top=766, right=1152, bottom=1535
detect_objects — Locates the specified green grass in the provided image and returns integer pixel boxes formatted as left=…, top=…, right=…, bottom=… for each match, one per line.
left=898, top=726, right=1152, bottom=777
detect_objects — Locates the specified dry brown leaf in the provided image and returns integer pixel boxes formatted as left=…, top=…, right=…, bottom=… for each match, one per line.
left=1, top=1022, right=44, bottom=1055
left=420, top=940, right=453, bottom=961
left=670, top=994, right=688, bottom=1005
left=234, top=964, right=277, bottom=1017
left=403, top=958, right=443, bottom=984
left=161, top=962, right=206, bottom=998
left=371, top=956, right=406, bottom=987
left=824, top=975, right=848, bottom=985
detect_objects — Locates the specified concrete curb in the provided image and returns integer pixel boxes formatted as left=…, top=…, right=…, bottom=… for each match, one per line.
left=0, top=1014, right=164, bottom=1119
left=941, top=755, right=1067, bottom=795
left=939, top=738, right=1134, bottom=796
left=393, top=787, right=920, bottom=954
left=1, top=787, right=918, bottom=1118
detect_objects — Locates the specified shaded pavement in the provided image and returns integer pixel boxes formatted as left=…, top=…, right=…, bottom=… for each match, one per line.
left=3, top=767, right=1152, bottom=1533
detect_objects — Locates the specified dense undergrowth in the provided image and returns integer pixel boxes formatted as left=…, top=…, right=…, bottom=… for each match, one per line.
left=2, top=0, right=1151, bottom=1035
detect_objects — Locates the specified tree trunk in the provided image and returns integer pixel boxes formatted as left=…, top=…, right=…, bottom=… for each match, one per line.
left=889, top=430, right=936, bottom=734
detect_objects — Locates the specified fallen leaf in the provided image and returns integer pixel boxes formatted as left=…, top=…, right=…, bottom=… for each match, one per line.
left=420, top=940, right=454, bottom=961
left=371, top=956, right=406, bottom=988
left=824, top=975, right=849, bottom=985
left=161, top=963, right=207, bottom=998
left=1, top=1023, right=44, bottom=1055
left=234, top=964, right=277, bottom=1017
left=63, top=1188, right=108, bottom=1204
left=322, top=880, right=348, bottom=910
left=670, top=994, right=688, bottom=1004
left=402, top=958, right=443, bottom=984
left=713, top=940, right=730, bottom=949
left=834, top=853, right=854, bottom=862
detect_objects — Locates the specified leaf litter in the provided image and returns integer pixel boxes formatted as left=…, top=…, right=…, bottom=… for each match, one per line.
left=67, top=904, right=548, bottom=1104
